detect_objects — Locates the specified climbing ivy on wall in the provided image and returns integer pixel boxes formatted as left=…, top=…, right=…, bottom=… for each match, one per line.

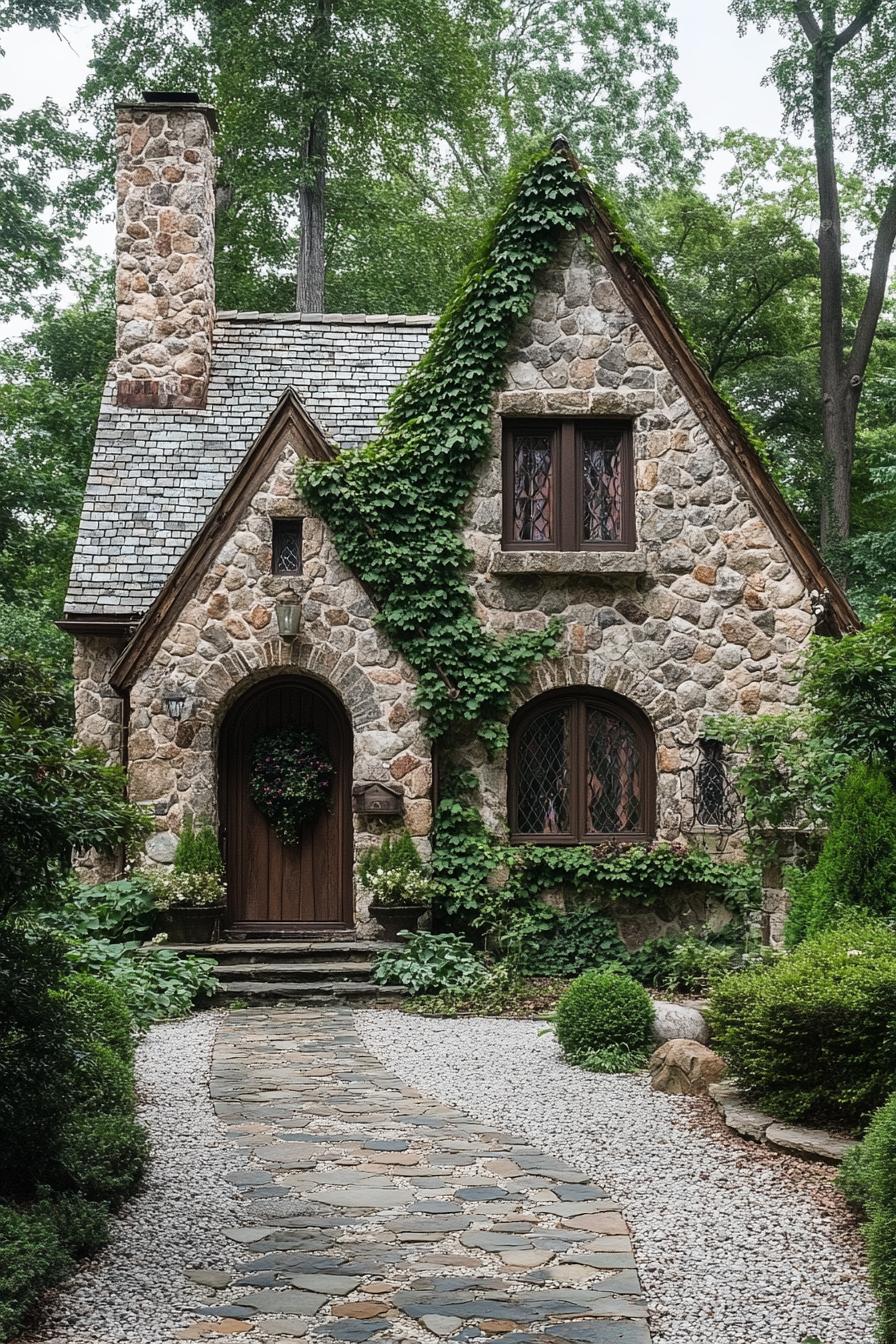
left=297, top=147, right=588, bottom=750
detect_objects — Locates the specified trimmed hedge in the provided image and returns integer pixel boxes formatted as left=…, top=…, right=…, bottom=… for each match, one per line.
left=65, top=973, right=135, bottom=1063
left=839, top=1090, right=896, bottom=1342
left=0, top=1203, right=73, bottom=1342
left=54, top=1115, right=148, bottom=1207
left=709, top=918, right=896, bottom=1128
left=554, top=970, right=654, bottom=1064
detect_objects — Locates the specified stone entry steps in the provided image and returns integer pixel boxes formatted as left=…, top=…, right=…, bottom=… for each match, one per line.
left=165, top=939, right=406, bottom=1005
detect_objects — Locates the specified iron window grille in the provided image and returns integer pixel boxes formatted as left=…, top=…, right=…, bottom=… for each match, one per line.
left=502, top=418, right=635, bottom=551
left=509, top=689, right=655, bottom=844
left=685, top=737, right=741, bottom=831
left=271, top=517, right=303, bottom=575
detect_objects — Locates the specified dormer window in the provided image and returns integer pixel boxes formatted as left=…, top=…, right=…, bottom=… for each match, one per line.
left=502, top=418, right=635, bottom=551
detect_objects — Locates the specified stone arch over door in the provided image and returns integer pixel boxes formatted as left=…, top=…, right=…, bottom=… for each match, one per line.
left=218, top=672, right=353, bottom=934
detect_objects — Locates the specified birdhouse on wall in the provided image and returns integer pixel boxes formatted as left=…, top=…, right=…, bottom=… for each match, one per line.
left=352, top=781, right=404, bottom=817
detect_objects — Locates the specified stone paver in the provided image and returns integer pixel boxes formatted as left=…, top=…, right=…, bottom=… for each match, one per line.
left=177, top=1008, right=651, bottom=1342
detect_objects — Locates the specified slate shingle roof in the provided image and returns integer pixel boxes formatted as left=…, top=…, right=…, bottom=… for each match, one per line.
left=65, top=313, right=435, bottom=616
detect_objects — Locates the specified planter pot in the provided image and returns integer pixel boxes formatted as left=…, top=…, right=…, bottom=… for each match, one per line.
left=369, top=902, right=430, bottom=941
left=159, top=904, right=225, bottom=944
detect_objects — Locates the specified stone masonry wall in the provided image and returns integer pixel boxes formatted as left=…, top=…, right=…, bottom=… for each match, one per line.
left=461, top=233, right=814, bottom=844
left=126, top=441, right=431, bottom=934
left=73, top=635, right=127, bottom=882
left=114, top=99, right=216, bottom=410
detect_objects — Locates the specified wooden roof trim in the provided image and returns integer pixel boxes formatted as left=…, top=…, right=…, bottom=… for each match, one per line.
left=56, top=615, right=138, bottom=638
left=561, top=150, right=858, bottom=635
left=110, top=388, right=335, bottom=690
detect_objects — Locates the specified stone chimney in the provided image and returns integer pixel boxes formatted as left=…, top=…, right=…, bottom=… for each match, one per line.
left=114, top=92, right=218, bottom=410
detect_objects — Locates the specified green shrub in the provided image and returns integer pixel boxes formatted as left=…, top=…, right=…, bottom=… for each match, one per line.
left=173, top=815, right=223, bottom=876
left=554, top=970, right=654, bottom=1064
left=69, top=1043, right=135, bottom=1118
left=33, top=1189, right=109, bottom=1259
left=0, top=927, right=78, bottom=1194
left=64, top=972, right=134, bottom=1062
left=372, top=931, right=487, bottom=996
left=0, top=1203, right=72, bottom=1342
left=784, top=763, right=896, bottom=944
left=506, top=907, right=630, bottom=977
left=661, top=932, right=738, bottom=995
left=54, top=1114, right=148, bottom=1206
left=837, top=1090, right=896, bottom=1342
left=709, top=917, right=896, bottom=1127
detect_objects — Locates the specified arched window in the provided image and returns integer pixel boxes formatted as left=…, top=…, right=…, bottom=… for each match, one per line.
left=508, top=689, right=655, bottom=844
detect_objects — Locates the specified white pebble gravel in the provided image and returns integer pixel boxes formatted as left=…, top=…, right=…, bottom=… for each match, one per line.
left=356, top=1009, right=877, bottom=1344
left=27, top=1011, right=241, bottom=1344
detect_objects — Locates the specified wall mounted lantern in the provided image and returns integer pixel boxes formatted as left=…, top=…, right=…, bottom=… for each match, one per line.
left=161, top=690, right=188, bottom=721
left=275, top=596, right=302, bottom=640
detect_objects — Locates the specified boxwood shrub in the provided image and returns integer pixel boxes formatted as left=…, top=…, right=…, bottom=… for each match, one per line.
left=0, top=1203, right=73, bottom=1342
left=838, top=1090, right=896, bottom=1342
left=554, top=970, right=654, bottom=1064
left=65, top=973, right=135, bottom=1063
left=709, top=917, right=896, bottom=1128
left=53, top=1115, right=148, bottom=1207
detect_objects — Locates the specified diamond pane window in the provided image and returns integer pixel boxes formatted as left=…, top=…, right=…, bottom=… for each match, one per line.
left=515, top=707, right=570, bottom=834
left=582, top=429, right=623, bottom=542
left=512, top=432, right=553, bottom=542
left=586, top=706, right=641, bottom=833
left=272, top=518, right=302, bottom=574
left=503, top=419, right=634, bottom=551
left=510, top=691, right=654, bottom=842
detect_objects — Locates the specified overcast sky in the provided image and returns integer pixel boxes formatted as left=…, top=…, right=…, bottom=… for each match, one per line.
left=0, top=1, right=789, bottom=276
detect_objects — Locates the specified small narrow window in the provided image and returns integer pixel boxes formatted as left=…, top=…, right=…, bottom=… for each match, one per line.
left=696, top=738, right=729, bottom=826
left=271, top=517, right=303, bottom=574
left=503, top=418, right=635, bottom=551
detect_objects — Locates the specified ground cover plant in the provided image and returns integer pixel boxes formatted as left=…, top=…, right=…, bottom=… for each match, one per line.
left=709, top=916, right=896, bottom=1130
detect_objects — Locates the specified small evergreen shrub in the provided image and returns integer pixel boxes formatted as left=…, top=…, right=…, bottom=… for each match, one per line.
left=709, top=917, right=896, bottom=1127
left=0, top=1203, right=73, bottom=1342
left=54, top=1114, right=148, bottom=1206
left=554, top=970, right=654, bottom=1064
left=837, top=1090, right=896, bottom=1342
left=68, top=1043, right=135, bottom=1118
left=785, top=762, right=896, bottom=945
left=33, top=1189, right=109, bottom=1259
left=65, top=973, right=134, bottom=1063
left=173, top=815, right=223, bottom=876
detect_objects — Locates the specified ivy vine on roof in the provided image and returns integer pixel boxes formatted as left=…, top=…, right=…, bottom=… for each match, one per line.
left=297, top=145, right=590, bottom=751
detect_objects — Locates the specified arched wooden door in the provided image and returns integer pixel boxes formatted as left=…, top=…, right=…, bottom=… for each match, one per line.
left=218, top=675, right=353, bottom=934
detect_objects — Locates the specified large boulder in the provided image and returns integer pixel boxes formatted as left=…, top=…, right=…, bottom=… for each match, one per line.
left=649, top=1039, right=726, bottom=1096
left=652, top=999, right=710, bottom=1045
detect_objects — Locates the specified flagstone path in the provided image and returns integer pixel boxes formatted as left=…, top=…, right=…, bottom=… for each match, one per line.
left=181, top=1006, right=652, bottom=1342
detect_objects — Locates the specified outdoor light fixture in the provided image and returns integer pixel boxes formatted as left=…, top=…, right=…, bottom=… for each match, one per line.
left=275, top=596, right=302, bottom=640
left=161, top=690, right=188, bottom=720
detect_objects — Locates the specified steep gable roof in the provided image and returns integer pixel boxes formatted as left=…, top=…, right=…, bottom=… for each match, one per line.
left=552, top=138, right=857, bottom=635
left=63, top=313, right=435, bottom=617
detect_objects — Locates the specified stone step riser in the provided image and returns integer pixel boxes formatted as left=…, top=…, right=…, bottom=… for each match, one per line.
left=212, top=981, right=406, bottom=1004
left=213, top=964, right=376, bottom=983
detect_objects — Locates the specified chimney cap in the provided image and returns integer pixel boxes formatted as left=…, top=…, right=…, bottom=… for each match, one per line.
left=116, top=91, right=218, bottom=131
left=142, top=89, right=200, bottom=104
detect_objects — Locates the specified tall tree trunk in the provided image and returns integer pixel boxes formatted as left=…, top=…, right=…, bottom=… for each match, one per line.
left=296, top=106, right=328, bottom=311
left=809, top=25, right=848, bottom=548
left=295, top=0, right=331, bottom=312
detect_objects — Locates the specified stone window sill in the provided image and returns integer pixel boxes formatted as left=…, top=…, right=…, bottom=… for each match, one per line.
left=490, top=549, right=649, bottom=576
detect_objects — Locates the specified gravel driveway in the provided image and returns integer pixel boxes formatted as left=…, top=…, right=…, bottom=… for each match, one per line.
left=356, top=1009, right=876, bottom=1344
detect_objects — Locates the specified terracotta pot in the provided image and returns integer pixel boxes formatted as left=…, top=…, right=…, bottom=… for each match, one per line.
left=159, top=904, right=225, bottom=944
left=369, top=902, right=429, bottom=941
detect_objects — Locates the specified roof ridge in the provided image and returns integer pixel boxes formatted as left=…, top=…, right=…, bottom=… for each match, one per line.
left=215, top=310, right=437, bottom=326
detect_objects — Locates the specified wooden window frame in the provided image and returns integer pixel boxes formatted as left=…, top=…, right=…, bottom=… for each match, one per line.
left=508, top=688, right=656, bottom=846
left=271, top=516, right=303, bottom=575
left=501, top=417, right=636, bottom=552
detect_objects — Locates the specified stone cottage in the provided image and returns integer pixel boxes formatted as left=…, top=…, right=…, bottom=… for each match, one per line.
left=61, top=92, right=856, bottom=940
